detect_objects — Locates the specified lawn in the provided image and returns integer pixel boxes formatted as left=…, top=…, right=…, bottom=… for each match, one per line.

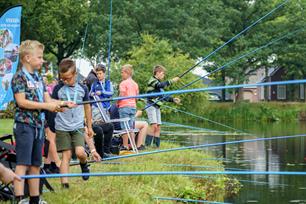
left=0, top=119, right=240, bottom=203
left=0, top=119, right=13, bottom=135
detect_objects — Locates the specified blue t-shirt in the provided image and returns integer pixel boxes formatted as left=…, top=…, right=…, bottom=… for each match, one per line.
left=52, top=82, right=89, bottom=131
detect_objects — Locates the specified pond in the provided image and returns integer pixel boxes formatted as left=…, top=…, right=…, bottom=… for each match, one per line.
left=162, top=118, right=306, bottom=204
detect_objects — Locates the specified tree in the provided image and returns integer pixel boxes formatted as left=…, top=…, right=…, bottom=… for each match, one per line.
left=110, top=34, right=208, bottom=112
left=1, top=0, right=92, bottom=64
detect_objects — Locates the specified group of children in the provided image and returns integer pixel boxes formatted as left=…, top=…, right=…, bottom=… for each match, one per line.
left=10, top=40, right=181, bottom=204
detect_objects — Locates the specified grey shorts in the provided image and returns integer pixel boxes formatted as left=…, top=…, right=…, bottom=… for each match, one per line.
left=13, top=122, right=44, bottom=167
left=146, top=106, right=161, bottom=125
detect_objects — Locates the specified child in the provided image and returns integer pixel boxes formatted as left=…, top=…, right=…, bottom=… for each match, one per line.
left=11, top=40, right=67, bottom=204
left=90, top=64, right=113, bottom=119
left=145, top=65, right=180, bottom=147
left=52, top=58, right=94, bottom=188
left=89, top=64, right=113, bottom=109
left=117, top=64, right=139, bottom=150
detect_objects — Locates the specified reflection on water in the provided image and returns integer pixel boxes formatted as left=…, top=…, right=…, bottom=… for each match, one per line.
left=163, top=119, right=306, bottom=204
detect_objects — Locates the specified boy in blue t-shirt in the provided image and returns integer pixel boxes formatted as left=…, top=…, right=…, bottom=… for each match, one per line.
left=52, top=58, right=94, bottom=188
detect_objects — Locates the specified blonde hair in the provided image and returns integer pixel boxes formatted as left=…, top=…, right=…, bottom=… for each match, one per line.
left=153, top=65, right=166, bottom=75
left=19, top=40, right=44, bottom=62
left=122, top=64, right=133, bottom=76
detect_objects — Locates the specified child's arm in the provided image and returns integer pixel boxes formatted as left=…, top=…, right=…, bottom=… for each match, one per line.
left=154, top=77, right=180, bottom=89
left=84, top=104, right=94, bottom=137
left=14, top=92, right=60, bottom=112
left=83, top=84, right=94, bottom=137
left=102, top=81, right=114, bottom=97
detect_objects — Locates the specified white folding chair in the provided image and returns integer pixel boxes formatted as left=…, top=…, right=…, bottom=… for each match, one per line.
left=92, top=95, right=139, bottom=153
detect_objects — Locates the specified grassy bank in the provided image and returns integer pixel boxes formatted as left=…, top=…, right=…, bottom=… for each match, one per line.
left=41, top=144, right=239, bottom=203
left=0, top=119, right=240, bottom=203
left=170, top=102, right=306, bottom=122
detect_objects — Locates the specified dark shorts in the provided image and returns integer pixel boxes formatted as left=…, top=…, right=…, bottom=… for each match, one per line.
left=13, top=122, right=44, bottom=167
left=46, top=111, right=56, bottom=133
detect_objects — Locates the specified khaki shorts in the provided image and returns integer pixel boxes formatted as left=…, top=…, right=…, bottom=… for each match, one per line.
left=146, top=106, right=162, bottom=125
left=56, top=129, right=85, bottom=152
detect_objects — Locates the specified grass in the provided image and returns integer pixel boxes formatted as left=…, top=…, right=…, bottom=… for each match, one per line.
left=41, top=144, right=232, bottom=204
left=0, top=118, right=13, bottom=135
left=0, top=119, right=240, bottom=203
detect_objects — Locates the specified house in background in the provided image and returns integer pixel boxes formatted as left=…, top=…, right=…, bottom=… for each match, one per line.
left=237, top=67, right=305, bottom=102
left=261, top=68, right=305, bottom=101
left=204, top=67, right=306, bottom=102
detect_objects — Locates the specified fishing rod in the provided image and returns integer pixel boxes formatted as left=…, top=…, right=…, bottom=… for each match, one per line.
left=162, top=105, right=246, bottom=133
left=143, top=27, right=305, bottom=110
left=177, top=0, right=289, bottom=79
left=21, top=170, right=306, bottom=179
left=107, top=0, right=113, bottom=80
left=69, top=133, right=306, bottom=167
left=154, top=197, right=229, bottom=204
left=66, top=79, right=306, bottom=107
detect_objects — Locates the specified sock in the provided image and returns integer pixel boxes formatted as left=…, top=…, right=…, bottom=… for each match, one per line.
left=29, top=196, right=39, bottom=204
left=145, top=135, right=154, bottom=146
left=15, top=195, right=25, bottom=202
left=153, top=137, right=160, bottom=148
left=43, top=164, right=50, bottom=169
left=62, top=183, right=70, bottom=189
left=80, top=161, right=88, bottom=166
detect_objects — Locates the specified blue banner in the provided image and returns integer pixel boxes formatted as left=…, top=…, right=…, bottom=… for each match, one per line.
left=0, top=5, right=22, bottom=110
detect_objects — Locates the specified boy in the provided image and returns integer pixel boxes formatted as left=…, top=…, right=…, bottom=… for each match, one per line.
left=145, top=65, right=180, bottom=147
left=117, top=64, right=139, bottom=150
left=89, top=64, right=113, bottom=110
left=52, top=58, right=94, bottom=188
left=12, top=40, right=68, bottom=204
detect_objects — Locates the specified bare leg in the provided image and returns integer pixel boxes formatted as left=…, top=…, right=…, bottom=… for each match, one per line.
left=60, top=150, right=71, bottom=184
left=135, top=121, right=148, bottom=147
left=28, top=166, right=40, bottom=196
left=46, top=128, right=61, bottom=167
left=75, top=146, right=87, bottom=164
left=14, top=165, right=28, bottom=196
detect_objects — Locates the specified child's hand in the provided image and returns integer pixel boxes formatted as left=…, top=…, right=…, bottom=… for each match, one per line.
left=173, top=98, right=181, bottom=104
left=47, top=101, right=63, bottom=112
left=63, top=101, right=77, bottom=109
left=92, top=151, right=101, bottom=162
left=0, top=166, right=21, bottom=184
left=172, top=77, right=180, bottom=83
left=87, top=127, right=94, bottom=138
left=96, top=91, right=102, bottom=96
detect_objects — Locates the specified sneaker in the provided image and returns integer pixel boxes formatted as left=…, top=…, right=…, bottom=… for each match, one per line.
left=38, top=199, right=48, bottom=204
left=42, top=167, right=52, bottom=174
left=103, top=153, right=116, bottom=158
left=18, top=198, right=29, bottom=204
left=80, top=162, right=90, bottom=181
left=61, top=183, right=70, bottom=189
left=119, top=146, right=129, bottom=151
left=50, top=163, right=60, bottom=174
left=137, top=145, right=146, bottom=151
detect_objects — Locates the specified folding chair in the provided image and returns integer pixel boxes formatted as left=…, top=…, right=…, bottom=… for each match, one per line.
left=92, top=95, right=139, bottom=153
left=0, top=134, right=54, bottom=203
